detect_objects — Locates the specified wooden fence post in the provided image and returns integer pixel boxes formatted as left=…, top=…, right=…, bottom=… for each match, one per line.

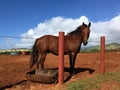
left=100, top=36, right=105, bottom=75
left=58, top=32, right=64, bottom=84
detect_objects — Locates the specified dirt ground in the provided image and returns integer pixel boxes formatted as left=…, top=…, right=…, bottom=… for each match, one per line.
left=0, top=52, right=120, bottom=90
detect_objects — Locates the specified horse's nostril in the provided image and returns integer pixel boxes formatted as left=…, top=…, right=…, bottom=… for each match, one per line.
left=83, top=42, right=88, bottom=46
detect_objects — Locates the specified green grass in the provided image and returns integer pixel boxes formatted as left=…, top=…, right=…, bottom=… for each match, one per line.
left=66, top=70, right=120, bottom=90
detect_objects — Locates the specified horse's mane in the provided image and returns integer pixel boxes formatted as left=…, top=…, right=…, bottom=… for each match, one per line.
left=68, top=25, right=82, bottom=35
left=68, top=23, right=88, bottom=36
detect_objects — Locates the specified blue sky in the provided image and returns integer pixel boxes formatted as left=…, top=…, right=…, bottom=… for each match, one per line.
left=0, top=0, right=120, bottom=49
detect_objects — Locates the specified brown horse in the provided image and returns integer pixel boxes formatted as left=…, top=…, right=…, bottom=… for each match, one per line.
left=30, top=22, right=91, bottom=75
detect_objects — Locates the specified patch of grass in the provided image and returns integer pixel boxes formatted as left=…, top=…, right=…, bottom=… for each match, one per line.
left=66, top=70, right=120, bottom=90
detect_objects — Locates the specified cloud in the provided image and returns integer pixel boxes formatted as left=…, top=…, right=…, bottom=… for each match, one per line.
left=15, top=16, right=89, bottom=48
left=90, top=15, right=120, bottom=45
left=15, top=15, right=120, bottom=48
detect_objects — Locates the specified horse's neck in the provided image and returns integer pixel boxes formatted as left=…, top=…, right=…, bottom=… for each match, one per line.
left=66, top=32, right=83, bottom=42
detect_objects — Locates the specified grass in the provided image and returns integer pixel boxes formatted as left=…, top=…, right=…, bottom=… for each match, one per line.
left=66, top=70, right=120, bottom=90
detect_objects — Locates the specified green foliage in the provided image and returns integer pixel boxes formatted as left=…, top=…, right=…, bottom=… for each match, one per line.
left=0, top=48, right=31, bottom=55
left=66, top=70, right=120, bottom=90
left=67, top=83, right=85, bottom=90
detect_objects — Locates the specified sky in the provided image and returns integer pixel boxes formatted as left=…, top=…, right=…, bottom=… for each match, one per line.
left=0, top=0, right=120, bottom=49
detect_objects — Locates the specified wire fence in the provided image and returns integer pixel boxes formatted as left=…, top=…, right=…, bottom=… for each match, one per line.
left=0, top=35, right=120, bottom=51
left=0, top=35, right=35, bottom=39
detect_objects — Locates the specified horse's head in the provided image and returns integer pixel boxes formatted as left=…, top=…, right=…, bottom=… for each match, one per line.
left=81, top=22, right=91, bottom=46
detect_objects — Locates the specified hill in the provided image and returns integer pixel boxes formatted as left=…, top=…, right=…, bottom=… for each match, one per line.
left=81, top=43, right=120, bottom=52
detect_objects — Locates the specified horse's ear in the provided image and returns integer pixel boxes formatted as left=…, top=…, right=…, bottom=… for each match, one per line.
left=88, top=22, right=91, bottom=27
left=82, top=22, right=85, bottom=26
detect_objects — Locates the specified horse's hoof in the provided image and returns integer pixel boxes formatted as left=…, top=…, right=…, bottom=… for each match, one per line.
left=70, top=73, right=75, bottom=77
left=70, top=72, right=76, bottom=76
left=35, top=70, right=40, bottom=75
left=35, top=69, right=43, bottom=75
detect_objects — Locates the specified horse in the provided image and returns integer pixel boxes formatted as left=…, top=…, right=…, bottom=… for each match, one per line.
left=30, top=22, right=91, bottom=75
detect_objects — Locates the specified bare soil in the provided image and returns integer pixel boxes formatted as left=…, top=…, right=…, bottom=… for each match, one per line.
left=0, top=52, right=120, bottom=90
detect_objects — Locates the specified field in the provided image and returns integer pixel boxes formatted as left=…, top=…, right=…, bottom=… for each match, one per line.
left=0, top=52, right=120, bottom=90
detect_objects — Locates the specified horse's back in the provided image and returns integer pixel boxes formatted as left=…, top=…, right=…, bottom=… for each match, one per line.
left=35, top=35, right=59, bottom=54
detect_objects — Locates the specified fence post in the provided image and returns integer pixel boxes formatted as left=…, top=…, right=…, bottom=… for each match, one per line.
left=58, top=32, right=64, bottom=84
left=100, top=36, right=105, bottom=75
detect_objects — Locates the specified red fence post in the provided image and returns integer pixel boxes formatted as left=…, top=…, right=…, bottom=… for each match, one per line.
left=58, top=32, right=64, bottom=84
left=100, top=36, right=105, bottom=75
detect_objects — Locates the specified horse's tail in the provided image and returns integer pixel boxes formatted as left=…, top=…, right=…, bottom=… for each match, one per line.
left=30, top=39, right=39, bottom=69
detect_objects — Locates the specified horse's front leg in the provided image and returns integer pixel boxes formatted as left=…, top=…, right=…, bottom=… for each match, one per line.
left=69, top=52, right=77, bottom=76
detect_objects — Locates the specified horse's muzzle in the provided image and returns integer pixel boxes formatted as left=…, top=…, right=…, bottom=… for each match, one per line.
left=83, top=42, right=88, bottom=46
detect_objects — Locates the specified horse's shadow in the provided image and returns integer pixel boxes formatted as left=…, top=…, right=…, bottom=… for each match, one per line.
left=65, top=67, right=95, bottom=74
left=47, top=67, right=95, bottom=83
left=64, top=67, right=95, bottom=83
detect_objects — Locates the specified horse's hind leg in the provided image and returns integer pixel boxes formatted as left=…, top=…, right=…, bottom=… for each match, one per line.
left=35, top=54, right=40, bottom=75
left=35, top=53, right=46, bottom=75
left=40, top=53, right=46, bottom=70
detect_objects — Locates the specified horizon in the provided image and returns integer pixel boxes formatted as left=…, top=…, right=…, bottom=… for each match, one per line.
left=0, top=42, right=120, bottom=51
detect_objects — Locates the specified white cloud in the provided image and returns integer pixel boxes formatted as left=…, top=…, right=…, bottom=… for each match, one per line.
left=15, top=16, right=89, bottom=48
left=90, top=15, right=120, bottom=45
left=15, top=15, right=120, bottom=48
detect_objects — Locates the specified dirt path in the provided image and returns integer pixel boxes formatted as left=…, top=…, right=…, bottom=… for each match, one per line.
left=0, top=52, right=120, bottom=90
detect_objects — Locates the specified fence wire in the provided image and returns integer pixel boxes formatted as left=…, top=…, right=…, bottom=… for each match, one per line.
left=0, top=35, right=35, bottom=39
left=0, top=35, right=120, bottom=50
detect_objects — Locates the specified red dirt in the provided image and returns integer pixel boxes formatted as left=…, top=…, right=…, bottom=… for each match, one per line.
left=0, top=52, right=120, bottom=90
